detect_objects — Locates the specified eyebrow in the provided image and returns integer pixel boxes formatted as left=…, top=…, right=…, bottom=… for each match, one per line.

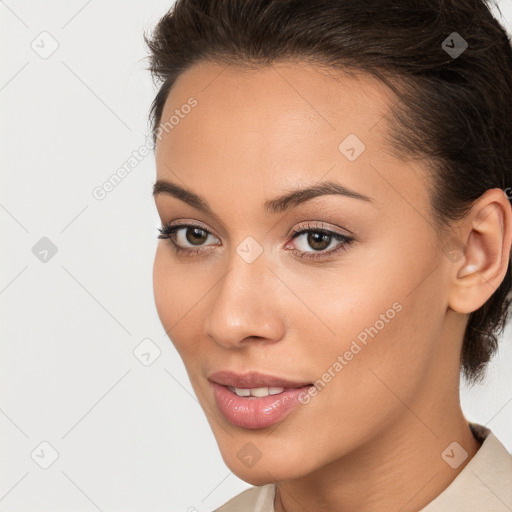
left=152, top=179, right=373, bottom=215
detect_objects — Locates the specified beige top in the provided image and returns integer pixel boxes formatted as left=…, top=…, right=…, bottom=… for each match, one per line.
left=215, top=424, right=512, bottom=512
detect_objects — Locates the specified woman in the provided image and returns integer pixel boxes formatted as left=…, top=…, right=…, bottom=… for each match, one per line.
left=145, top=0, right=512, bottom=510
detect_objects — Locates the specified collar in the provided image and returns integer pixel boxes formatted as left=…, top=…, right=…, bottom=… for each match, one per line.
left=420, top=423, right=512, bottom=511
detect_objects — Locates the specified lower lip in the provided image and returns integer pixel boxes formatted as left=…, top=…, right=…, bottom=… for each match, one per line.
left=210, top=382, right=313, bottom=429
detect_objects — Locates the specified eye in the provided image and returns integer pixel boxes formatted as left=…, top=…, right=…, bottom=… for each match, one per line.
left=287, top=222, right=356, bottom=261
left=157, top=223, right=219, bottom=256
left=157, top=221, right=356, bottom=260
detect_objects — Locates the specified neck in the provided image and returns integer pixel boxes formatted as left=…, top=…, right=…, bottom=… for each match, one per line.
left=274, top=393, right=481, bottom=512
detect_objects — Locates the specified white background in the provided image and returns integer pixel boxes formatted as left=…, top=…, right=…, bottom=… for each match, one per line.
left=1, top=1, right=511, bottom=510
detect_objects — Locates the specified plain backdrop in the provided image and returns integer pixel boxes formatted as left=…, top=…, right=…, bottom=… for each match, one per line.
left=1, top=1, right=512, bottom=511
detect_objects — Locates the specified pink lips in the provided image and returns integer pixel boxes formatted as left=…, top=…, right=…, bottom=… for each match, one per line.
left=208, top=370, right=313, bottom=429
left=208, top=370, right=312, bottom=389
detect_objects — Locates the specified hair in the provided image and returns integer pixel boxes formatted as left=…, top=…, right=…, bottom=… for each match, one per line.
left=144, top=0, right=512, bottom=385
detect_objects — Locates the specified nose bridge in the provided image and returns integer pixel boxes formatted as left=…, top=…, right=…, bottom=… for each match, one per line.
left=203, top=243, right=284, bottom=347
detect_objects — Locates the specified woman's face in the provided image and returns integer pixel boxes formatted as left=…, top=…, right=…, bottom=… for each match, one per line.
left=152, top=61, right=458, bottom=484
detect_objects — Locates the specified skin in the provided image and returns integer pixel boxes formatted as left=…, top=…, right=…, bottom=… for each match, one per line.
left=152, top=60, right=512, bottom=512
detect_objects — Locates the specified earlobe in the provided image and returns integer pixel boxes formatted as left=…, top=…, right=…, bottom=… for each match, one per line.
left=448, top=189, right=512, bottom=314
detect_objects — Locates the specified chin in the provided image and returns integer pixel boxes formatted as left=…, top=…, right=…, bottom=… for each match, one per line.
left=234, top=471, right=277, bottom=487
left=219, top=446, right=312, bottom=485
left=226, top=464, right=283, bottom=487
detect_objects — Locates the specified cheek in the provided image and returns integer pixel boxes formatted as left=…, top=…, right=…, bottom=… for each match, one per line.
left=293, top=237, right=442, bottom=407
left=276, top=292, right=437, bottom=471
left=152, top=245, right=196, bottom=357
left=152, top=245, right=174, bottom=327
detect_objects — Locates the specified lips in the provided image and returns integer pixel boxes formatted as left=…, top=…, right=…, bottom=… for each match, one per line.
left=207, top=370, right=312, bottom=389
left=210, top=381, right=314, bottom=429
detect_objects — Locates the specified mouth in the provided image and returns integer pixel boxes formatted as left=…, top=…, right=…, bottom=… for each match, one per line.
left=207, top=370, right=314, bottom=429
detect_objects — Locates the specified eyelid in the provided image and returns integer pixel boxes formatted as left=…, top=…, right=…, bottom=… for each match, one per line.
left=286, top=220, right=354, bottom=240
left=168, top=219, right=221, bottom=241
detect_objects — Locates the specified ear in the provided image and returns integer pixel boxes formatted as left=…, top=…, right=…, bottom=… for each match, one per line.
left=447, top=188, right=512, bottom=314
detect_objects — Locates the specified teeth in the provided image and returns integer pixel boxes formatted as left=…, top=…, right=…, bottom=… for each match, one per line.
left=228, top=386, right=286, bottom=397
left=251, top=387, right=272, bottom=397
left=268, top=387, right=286, bottom=395
left=234, top=387, right=251, bottom=397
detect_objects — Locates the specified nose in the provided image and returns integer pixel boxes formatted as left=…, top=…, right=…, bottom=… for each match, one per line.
left=203, top=251, right=286, bottom=349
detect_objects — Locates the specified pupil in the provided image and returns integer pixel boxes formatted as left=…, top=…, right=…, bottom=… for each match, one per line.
left=308, top=232, right=330, bottom=250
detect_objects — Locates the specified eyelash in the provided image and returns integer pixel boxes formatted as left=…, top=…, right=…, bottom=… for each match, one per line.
left=157, top=221, right=356, bottom=261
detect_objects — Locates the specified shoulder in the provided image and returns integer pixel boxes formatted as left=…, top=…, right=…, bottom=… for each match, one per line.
left=421, top=424, right=512, bottom=511
left=214, top=483, right=276, bottom=512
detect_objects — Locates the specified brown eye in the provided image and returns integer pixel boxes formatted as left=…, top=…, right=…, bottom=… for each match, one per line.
left=289, top=223, right=356, bottom=261
left=186, top=227, right=209, bottom=245
left=306, top=231, right=332, bottom=251
left=157, top=223, right=220, bottom=255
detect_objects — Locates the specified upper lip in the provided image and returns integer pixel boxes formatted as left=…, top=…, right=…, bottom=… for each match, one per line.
left=208, top=370, right=312, bottom=389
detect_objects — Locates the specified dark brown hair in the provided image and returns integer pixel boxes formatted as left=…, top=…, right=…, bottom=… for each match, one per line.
left=144, top=0, right=512, bottom=384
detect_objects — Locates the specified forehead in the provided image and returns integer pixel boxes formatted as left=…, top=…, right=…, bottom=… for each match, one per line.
left=156, top=60, right=397, bottom=158
left=154, top=60, right=429, bottom=217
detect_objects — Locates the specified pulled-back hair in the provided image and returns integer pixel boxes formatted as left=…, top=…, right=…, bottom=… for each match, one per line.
left=144, top=0, right=512, bottom=384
